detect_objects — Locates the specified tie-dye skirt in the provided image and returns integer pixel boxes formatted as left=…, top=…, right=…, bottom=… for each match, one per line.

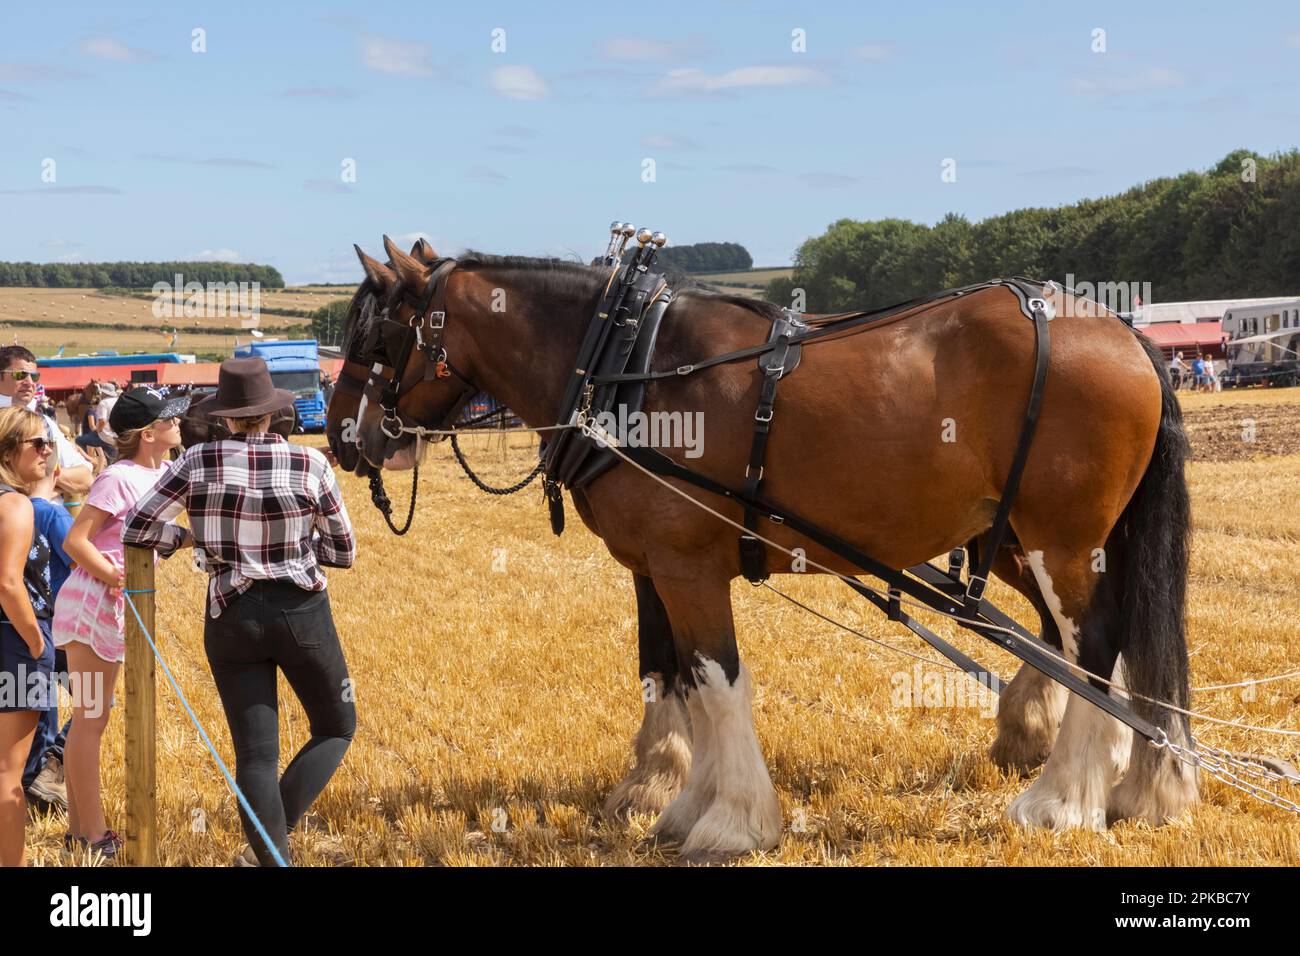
left=52, top=564, right=125, bottom=664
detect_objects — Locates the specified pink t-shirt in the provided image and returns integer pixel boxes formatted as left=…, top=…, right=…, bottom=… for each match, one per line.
left=85, top=460, right=170, bottom=562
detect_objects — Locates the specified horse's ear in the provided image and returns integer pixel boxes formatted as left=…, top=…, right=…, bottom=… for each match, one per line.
left=354, top=244, right=395, bottom=291
left=383, top=234, right=428, bottom=288
left=410, top=237, right=437, bottom=262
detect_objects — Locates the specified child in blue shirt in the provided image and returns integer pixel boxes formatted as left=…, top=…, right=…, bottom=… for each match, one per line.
left=22, top=467, right=76, bottom=808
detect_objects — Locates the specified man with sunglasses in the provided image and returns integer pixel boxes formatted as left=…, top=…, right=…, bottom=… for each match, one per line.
left=0, top=347, right=93, bottom=506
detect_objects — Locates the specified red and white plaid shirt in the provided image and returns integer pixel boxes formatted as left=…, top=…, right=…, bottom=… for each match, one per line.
left=123, top=433, right=355, bottom=618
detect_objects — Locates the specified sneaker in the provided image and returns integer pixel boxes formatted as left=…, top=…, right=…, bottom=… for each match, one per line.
left=26, top=755, right=67, bottom=810
left=87, top=829, right=124, bottom=861
left=233, top=844, right=260, bottom=867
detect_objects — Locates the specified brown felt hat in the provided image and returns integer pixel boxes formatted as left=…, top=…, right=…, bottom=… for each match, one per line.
left=200, top=357, right=295, bottom=418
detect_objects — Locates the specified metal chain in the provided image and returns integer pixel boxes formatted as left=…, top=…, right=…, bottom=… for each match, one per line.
left=1160, top=737, right=1300, bottom=814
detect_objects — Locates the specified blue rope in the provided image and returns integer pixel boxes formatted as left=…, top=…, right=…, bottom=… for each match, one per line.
left=123, top=591, right=289, bottom=868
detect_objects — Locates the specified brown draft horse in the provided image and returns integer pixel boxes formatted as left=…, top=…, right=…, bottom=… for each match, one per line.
left=326, top=236, right=1198, bottom=859
left=64, top=380, right=102, bottom=436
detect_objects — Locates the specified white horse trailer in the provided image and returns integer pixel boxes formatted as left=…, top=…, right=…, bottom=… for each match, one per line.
left=1221, top=300, right=1300, bottom=387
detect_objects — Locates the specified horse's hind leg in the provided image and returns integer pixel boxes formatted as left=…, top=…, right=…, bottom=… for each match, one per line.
left=604, top=573, right=693, bottom=818
left=985, top=540, right=1067, bottom=773
left=1005, top=543, right=1133, bottom=832
left=648, top=568, right=781, bottom=859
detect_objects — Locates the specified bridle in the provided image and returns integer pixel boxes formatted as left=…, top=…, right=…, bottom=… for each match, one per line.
left=334, top=256, right=480, bottom=534
left=336, top=256, right=480, bottom=443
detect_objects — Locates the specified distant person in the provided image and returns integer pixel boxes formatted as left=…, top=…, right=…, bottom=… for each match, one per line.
left=124, top=357, right=356, bottom=867
left=1169, top=351, right=1186, bottom=390
left=76, top=382, right=119, bottom=461
left=1191, top=354, right=1205, bottom=391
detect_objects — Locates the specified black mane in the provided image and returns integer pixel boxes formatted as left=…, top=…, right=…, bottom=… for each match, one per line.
left=342, top=252, right=782, bottom=355
left=459, top=250, right=782, bottom=321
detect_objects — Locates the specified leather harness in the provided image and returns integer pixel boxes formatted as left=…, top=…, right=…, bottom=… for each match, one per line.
left=337, top=261, right=1165, bottom=744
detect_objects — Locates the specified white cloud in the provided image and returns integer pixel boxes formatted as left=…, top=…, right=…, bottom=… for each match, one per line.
left=852, top=45, right=893, bottom=61
left=194, top=249, right=242, bottom=261
left=361, top=34, right=433, bottom=77
left=487, top=65, right=547, bottom=100
left=393, top=231, right=447, bottom=254
left=599, top=36, right=709, bottom=62
left=81, top=37, right=157, bottom=64
left=466, top=166, right=508, bottom=185
left=799, top=172, right=860, bottom=189
left=648, top=66, right=829, bottom=96
left=642, top=133, right=697, bottom=150
left=1068, top=67, right=1187, bottom=96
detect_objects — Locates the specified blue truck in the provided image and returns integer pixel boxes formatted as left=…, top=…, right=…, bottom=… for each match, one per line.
left=233, top=338, right=326, bottom=431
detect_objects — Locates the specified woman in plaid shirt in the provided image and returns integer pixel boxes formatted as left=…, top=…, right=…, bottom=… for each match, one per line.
left=124, top=358, right=356, bottom=866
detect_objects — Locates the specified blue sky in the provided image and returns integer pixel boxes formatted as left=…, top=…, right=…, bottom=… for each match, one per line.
left=2, top=1, right=1298, bottom=284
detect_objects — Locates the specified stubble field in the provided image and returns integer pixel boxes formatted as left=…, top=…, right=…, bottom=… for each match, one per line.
left=25, top=387, right=1300, bottom=866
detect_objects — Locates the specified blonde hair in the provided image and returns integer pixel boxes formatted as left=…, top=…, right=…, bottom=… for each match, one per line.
left=0, top=406, right=49, bottom=493
left=115, top=419, right=171, bottom=460
left=225, top=413, right=272, bottom=434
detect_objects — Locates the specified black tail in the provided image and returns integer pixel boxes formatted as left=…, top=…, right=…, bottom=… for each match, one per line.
left=1118, top=333, right=1192, bottom=741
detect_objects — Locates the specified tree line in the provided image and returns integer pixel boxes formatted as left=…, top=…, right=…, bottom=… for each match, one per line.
left=657, top=242, right=753, bottom=273
left=765, top=149, right=1300, bottom=312
left=0, top=261, right=285, bottom=288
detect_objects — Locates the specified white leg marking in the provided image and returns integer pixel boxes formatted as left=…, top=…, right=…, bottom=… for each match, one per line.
left=1025, top=550, right=1079, bottom=663
left=605, top=674, right=693, bottom=817
left=650, top=686, right=715, bottom=843
left=675, top=658, right=781, bottom=857
left=1007, top=552, right=1129, bottom=831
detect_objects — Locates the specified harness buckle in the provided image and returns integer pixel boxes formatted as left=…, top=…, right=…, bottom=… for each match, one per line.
left=380, top=411, right=404, bottom=440
left=755, top=406, right=773, bottom=423
left=744, top=464, right=764, bottom=482
left=428, top=311, right=445, bottom=331
left=676, top=364, right=694, bottom=376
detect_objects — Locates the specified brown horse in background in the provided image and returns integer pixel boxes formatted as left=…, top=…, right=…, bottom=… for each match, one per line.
left=327, top=236, right=1198, bottom=859
left=179, top=387, right=297, bottom=448
left=64, top=380, right=102, bottom=436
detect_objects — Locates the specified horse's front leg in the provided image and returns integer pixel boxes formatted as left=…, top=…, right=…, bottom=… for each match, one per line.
left=648, top=567, right=782, bottom=861
left=604, top=573, right=693, bottom=818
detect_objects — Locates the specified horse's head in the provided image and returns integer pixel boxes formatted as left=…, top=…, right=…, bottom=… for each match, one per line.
left=85, top=380, right=101, bottom=405
left=327, top=236, right=479, bottom=474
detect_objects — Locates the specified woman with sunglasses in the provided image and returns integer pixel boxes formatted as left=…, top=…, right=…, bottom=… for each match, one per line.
left=53, top=387, right=190, bottom=860
left=0, top=406, right=57, bottom=867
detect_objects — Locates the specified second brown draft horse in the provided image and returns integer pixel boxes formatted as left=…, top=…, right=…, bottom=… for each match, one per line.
left=326, top=236, right=1197, bottom=859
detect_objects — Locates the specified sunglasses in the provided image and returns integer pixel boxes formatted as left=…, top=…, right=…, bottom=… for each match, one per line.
left=2, top=370, right=40, bottom=382
left=22, top=437, right=54, bottom=454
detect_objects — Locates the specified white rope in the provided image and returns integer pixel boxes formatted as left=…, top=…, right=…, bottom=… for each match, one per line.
left=575, top=417, right=1300, bottom=738
left=384, top=413, right=1300, bottom=737
left=1192, top=670, right=1300, bottom=692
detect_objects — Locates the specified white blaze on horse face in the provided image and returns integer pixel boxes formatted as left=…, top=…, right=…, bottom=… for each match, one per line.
left=353, top=362, right=385, bottom=441
left=1025, top=549, right=1080, bottom=663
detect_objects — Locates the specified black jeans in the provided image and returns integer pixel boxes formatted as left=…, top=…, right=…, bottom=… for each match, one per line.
left=203, top=581, right=355, bottom=866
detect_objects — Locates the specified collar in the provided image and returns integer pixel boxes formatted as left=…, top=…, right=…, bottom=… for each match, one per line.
left=229, top=432, right=287, bottom=445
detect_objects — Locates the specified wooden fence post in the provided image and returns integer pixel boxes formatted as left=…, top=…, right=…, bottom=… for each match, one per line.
left=123, top=545, right=157, bottom=866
